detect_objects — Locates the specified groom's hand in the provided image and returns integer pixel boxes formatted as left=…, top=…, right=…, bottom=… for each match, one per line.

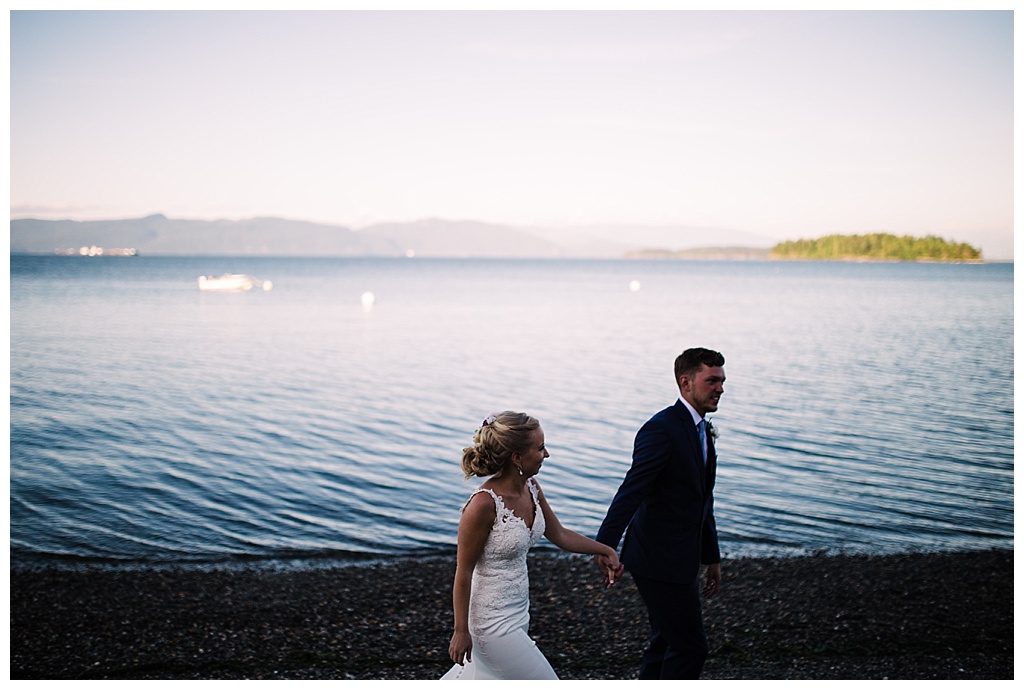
left=702, top=562, right=722, bottom=598
left=594, top=553, right=624, bottom=587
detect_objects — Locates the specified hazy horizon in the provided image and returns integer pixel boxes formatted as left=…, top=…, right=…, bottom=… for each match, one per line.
left=9, top=10, right=1015, bottom=259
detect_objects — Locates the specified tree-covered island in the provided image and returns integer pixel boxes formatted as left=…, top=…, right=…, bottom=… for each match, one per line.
left=770, top=233, right=982, bottom=262
left=625, top=233, right=982, bottom=262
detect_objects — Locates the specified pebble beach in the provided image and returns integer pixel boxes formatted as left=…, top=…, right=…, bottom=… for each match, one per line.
left=10, top=549, right=1012, bottom=680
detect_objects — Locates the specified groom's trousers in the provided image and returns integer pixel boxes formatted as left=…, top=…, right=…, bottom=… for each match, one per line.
left=630, top=572, right=708, bottom=679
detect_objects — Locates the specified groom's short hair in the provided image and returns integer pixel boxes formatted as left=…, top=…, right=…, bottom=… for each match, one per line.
left=674, top=347, right=725, bottom=384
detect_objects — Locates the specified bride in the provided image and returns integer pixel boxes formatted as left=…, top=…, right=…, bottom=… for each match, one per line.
left=442, top=411, right=623, bottom=680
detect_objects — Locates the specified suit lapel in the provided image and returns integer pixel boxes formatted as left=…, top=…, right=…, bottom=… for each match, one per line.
left=705, top=428, right=717, bottom=494
left=673, top=401, right=707, bottom=491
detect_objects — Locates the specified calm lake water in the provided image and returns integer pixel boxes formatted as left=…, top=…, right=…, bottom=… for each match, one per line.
left=9, top=255, right=1014, bottom=568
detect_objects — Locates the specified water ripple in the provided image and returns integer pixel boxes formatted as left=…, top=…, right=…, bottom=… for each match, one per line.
left=10, top=257, right=1013, bottom=566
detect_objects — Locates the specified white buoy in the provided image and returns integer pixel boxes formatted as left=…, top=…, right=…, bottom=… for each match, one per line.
left=361, top=291, right=376, bottom=308
left=262, top=280, right=273, bottom=291
left=629, top=280, right=642, bottom=292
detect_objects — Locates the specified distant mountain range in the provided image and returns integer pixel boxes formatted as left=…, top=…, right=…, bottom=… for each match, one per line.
left=9, top=214, right=775, bottom=258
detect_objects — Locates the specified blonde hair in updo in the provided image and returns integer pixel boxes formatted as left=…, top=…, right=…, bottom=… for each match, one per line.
left=461, top=411, right=540, bottom=479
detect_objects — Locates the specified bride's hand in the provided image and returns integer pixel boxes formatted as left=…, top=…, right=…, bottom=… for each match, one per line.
left=606, top=557, right=624, bottom=587
left=595, top=551, right=624, bottom=587
left=449, top=630, right=473, bottom=665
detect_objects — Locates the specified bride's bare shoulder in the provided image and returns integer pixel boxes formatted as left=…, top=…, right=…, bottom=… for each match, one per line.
left=462, top=488, right=498, bottom=520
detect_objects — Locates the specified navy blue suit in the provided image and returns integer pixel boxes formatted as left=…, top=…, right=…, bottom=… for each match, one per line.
left=597, top=399, right=720, bottom=678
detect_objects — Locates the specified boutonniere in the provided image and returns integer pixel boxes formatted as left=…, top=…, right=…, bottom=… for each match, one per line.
left=706, top=418, right=719, bottom=439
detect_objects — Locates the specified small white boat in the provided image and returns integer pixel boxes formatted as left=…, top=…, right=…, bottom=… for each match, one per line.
left=197, top=274, right=273, bottom=291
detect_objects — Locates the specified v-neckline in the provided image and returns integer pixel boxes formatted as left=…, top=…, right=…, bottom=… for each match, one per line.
left=490, top=482, right=537, bottom=531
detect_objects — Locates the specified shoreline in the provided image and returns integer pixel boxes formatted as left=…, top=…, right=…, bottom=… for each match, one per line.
left=11, top=549, right=1013, bottom=680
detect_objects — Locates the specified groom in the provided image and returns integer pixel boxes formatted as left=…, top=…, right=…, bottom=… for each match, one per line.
left=596, top=347, right=725, bottom=679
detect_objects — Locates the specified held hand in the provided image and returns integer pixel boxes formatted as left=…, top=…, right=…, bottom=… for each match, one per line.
left=702, top=562, right=722, bottom=598
left=605, top=553, right=624, bottom=587
left=449, top=630, right=473, bottom=665
left=595, top=552, right=625, bottom=587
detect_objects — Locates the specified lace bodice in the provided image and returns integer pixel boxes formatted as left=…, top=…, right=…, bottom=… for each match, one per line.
left=466, top=478, right=545, bottom=636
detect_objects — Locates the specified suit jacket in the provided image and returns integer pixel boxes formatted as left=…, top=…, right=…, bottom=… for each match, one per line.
left=596, top=400, right=720, bottom=585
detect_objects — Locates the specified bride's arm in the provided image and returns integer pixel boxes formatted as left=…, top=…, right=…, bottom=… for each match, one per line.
left=449, top=492, right=495, bottom=665
left=535, top=481, right=623, bottom=584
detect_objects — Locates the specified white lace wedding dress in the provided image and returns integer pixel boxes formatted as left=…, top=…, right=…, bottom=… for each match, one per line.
left=441, top=478, right=558, bottom=680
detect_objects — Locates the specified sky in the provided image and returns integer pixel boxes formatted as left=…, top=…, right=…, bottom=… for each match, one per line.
left=8, top=8, right=1016, bottom=258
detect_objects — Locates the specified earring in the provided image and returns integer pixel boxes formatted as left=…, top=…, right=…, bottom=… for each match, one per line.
left=516, top=465, right=524, bottom=477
